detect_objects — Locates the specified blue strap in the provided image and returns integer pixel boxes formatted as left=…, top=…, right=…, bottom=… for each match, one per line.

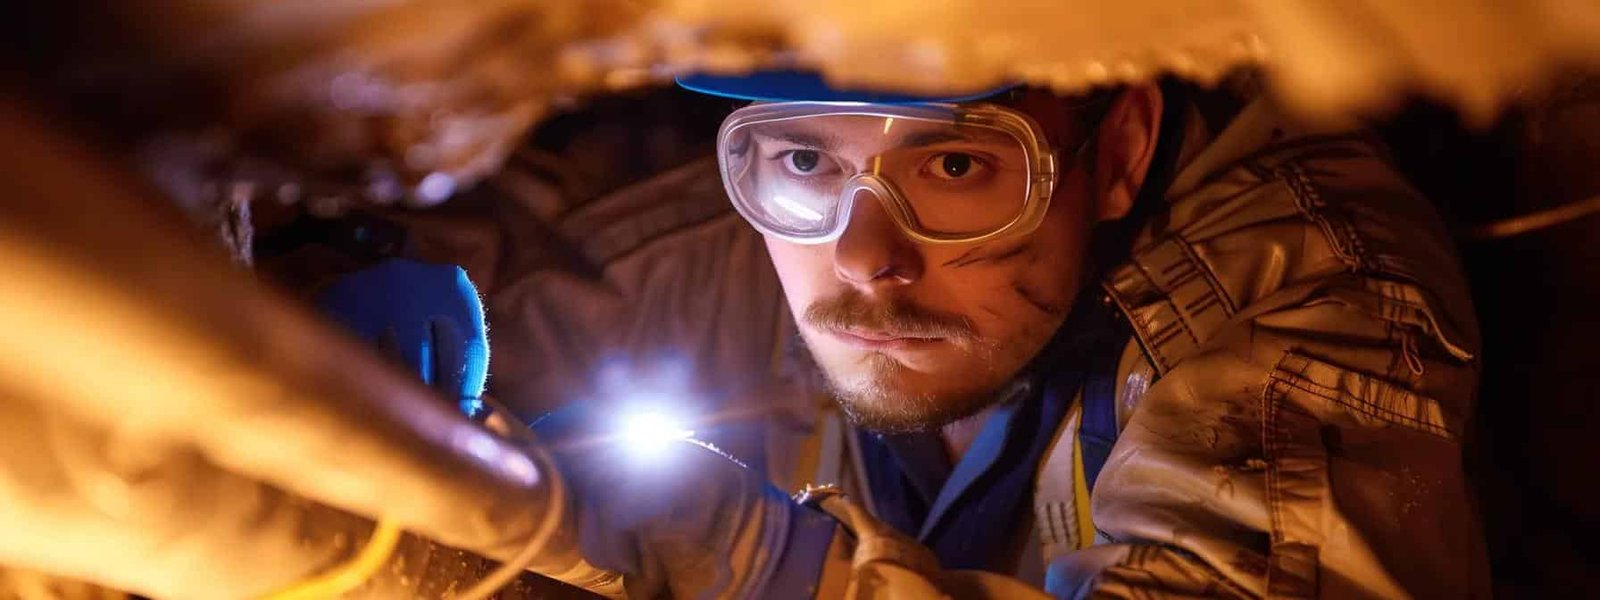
left=1077, top=339, right=1121, bottom=495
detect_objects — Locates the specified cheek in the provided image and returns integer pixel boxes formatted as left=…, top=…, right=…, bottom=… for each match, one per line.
left=1020, top=204, right=1095, bottom=301
left=1021, top=181, right=1096, bottom=287
left=925, top=194, right=1095, bottom=331
left=1027, top=213, right=1093, bottom=284
left=764, top=238, right=832, bottom=312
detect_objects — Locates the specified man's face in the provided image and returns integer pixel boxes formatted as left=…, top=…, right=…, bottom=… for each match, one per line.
left=760, top=99, right=1100, bottom=433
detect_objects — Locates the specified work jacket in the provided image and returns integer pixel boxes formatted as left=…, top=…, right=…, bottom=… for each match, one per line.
left=481, top=91, right=1487, bottom=598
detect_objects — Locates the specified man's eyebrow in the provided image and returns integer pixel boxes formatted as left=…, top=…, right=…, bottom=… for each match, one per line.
left=895, top=130, right=965, bottom=148
left=754, top=130, right=840, bottom=150
left=894, top=128, right=1011, bottom=148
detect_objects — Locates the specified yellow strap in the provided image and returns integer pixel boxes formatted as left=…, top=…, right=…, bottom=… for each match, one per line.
left=260, top=519, right=404, bottom=600
left=1070, top=433, right=1095, bottom=550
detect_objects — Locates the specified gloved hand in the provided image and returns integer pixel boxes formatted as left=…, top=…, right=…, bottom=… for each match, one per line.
left=317, top=258, right=490, bottom=418
left=532, top=400, right=840, bottom=599
left=318, top=260, right=837, bottom=598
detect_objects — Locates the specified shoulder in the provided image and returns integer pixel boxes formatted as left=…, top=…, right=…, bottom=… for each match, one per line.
left=1106, top=98, right=1480, bottom=435
left=1085, top=101, right=1488, bottom=597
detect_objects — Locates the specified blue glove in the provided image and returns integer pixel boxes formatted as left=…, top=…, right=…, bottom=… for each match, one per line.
left=317, top=258, right=489, bottom=418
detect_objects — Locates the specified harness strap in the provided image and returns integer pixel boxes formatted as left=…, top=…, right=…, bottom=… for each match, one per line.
left=1032, top=402, right=1085, bottom=564
left=1030, top=337, right=1125, bottom=569
left=1077, top=345, right=1121, bottom=494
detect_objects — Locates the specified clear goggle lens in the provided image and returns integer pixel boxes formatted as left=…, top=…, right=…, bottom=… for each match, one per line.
left=717, top=103, right=1055, bottom=245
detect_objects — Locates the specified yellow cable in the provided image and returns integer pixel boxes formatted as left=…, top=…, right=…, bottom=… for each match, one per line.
left=1071, top=433, right=1095, bottom=550
left=260, top=414, right=569, bottom=599
left=260, top=519, right=404, bottom=600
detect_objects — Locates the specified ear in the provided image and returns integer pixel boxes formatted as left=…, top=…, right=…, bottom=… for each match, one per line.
left=1090, top=85, right=1164, bottom=222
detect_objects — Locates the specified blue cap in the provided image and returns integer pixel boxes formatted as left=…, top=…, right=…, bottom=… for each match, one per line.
left=676, top=70, right=1016, bottom=104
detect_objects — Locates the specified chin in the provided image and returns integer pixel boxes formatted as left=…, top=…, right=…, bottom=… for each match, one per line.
left=822, top=357, right=1000, bottom=433
left=832, top=384, right=996, bottom=434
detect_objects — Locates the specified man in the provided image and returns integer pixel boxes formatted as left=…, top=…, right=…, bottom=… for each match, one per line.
left=488, top=72, right=1487, bottom=598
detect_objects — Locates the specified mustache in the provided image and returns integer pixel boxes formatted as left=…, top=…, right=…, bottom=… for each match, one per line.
left=803, top=292, right=978, bottom=342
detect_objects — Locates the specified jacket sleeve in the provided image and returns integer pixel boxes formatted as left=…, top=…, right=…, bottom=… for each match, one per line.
left=1058, top=131, right=1488, bottom=598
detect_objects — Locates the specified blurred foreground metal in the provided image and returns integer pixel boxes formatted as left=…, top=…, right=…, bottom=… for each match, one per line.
left=14, top=0, right=1598, bottom=207
left=0, top=94, right=571, bottom=598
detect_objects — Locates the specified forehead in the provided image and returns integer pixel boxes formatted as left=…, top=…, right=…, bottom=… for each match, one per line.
left=741, top=109, right=1023, bottom=155
left=757, top=119, right=1013, bottom=146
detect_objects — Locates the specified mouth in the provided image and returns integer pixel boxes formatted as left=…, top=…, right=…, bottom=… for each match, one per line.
left=825, top=327, right=944, bottom=352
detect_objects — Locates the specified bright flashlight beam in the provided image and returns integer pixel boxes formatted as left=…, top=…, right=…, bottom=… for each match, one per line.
left=619, top=411, right=695, bottom=452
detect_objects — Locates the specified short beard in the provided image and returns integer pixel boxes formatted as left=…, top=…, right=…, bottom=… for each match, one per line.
left=797, top=291, right=1006, bottom=434
left=825, top=354, right=1002, bottom=433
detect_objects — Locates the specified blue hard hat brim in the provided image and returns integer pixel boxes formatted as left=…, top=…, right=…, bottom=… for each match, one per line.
left=676, top=71, right=1016, bottom=104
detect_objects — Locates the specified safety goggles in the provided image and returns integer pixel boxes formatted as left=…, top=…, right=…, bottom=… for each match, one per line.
left=716, top=101, right=1058, bottom=245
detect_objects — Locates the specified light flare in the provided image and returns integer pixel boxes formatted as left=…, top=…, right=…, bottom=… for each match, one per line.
left=618, top=410, right=695, bottom=458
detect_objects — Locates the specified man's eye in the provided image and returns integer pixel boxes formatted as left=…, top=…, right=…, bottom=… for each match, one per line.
left=930, top=153, right=979, bottom=179
left=786, top=150, right=821, bottom=174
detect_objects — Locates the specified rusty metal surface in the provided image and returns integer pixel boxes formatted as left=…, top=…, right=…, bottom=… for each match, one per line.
left=14, top=0, right=1598, bottom=210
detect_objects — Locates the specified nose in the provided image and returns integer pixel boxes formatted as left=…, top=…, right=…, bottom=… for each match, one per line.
left=832, top=187, right=923, bottom=287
